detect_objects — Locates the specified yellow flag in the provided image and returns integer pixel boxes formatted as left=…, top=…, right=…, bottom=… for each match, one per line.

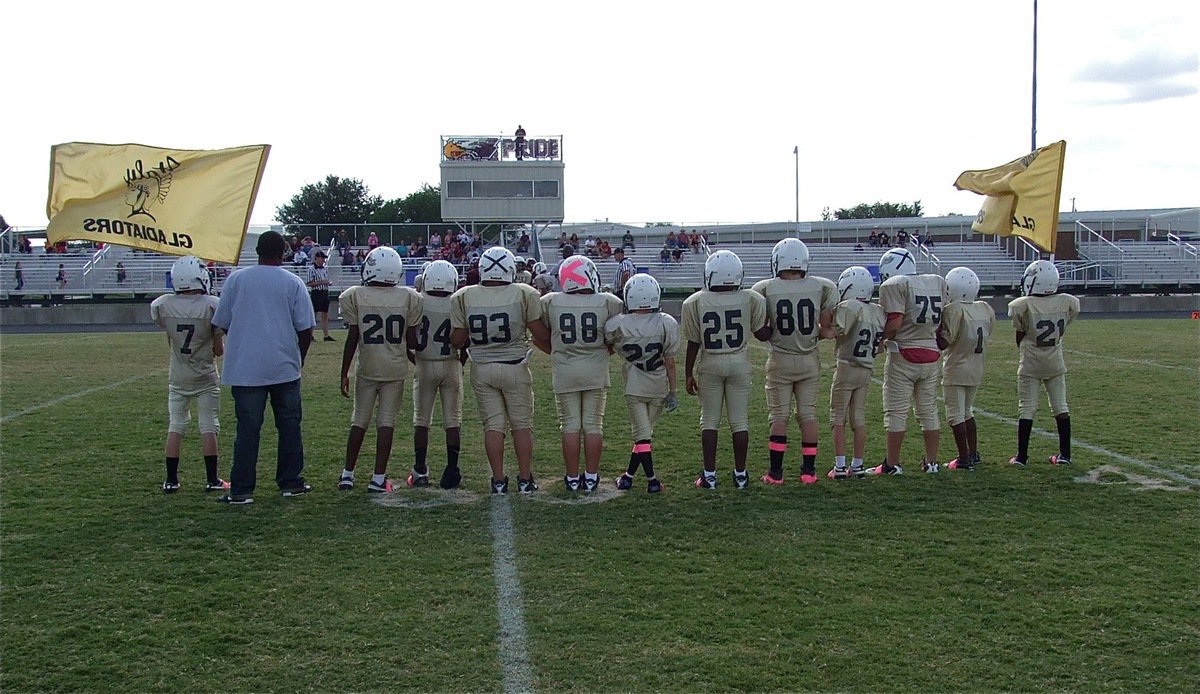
left=954, top=140, right=1066, bottom=253
left=46, top=142, right=270, bottom=264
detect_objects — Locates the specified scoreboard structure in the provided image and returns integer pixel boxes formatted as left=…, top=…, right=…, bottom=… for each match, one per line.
left=439, top=133, right=565, bottom=227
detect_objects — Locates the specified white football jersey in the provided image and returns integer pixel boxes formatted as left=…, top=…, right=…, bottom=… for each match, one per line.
left=339, top=285, right=423, bottom=381
left=1008, top=293, right=1080, bottom=378
left=150, top=293, right=221, bottom=389
left=540, top=291, right=624, bottom=392
left=751, top=275, right=839, bottom=355
left=940, top=300, right=996, bottom=386
left=450, top=283, right=543, bottom=363
left=606, top=312, right=680, bottom=398
left=413, top=293, right=458, bottom=363
left=832, top=299, right=887, bottom=369
left=879, top=273, right=949, bottom=351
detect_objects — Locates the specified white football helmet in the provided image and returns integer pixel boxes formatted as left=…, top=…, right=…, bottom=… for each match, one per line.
left=171, top=255, right=210, bottom=293
left=704, top=249, right=743, bottom=289
left=532, top=261, right=547, bottom=275
left=1021, top=259, right=1059, bottom=296
left=878, top=248, right=917, bottom=281
left=361, top=246, right=402, bottom=285
left=479, top=246, right=515, bottom=283
left=623, top=273, right=661, bottom=311
left=837, top=266, right=875, bottom=302
left=771, top=238, right=810, bottom=276
left=514, top=256, right=526, bottom=269
left=422, top=259, right=459, bottom=293
left=946, top=266, right=980, bottom=303
left=558, top=254, right=600, bottom=293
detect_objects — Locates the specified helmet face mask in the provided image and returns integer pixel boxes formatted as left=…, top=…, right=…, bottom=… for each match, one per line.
left=704, top=250, right=744, bottom=290
left=479, top=247, right=516, bottom=283
left=559, top=255, right=600, bottom=293
left=837, top=266, right=875, bottom=302
left=361, top=246, right=403, bottom=285
left=771, top=238, right=810, bottom=276
left=623, top=273, right=661, bottom=311
left=946, top=266, right=980, bottom=303
left=171, top=255, right=210, bottom=294
left=878, top=248, right=917, bottom=281
left=422, top=259, right=458, bottom=293
left=1022, top=259, right=1059, bottom=296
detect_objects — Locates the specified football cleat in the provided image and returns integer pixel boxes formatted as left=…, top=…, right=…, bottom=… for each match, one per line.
left=367, top=479, right=393, bottom=494
left=800, top=472, right=819, bottom=485
left=760, top=471, right=785, bottom=486
left=867, top=464, right=903, bottom=476
left=406, top=471, right=430, bottom=488
left=162, top=480, right=181, bottom=494
left=439, top=465, right=462, bottom=490
left=517, top=477, right=538, bottom=494
left=615, top=473, right=634, bottom=490
left=337, top=474, right=355, bottom=490
left=491, top=477, right=509, bottom=495
left=695, top=472, right=717, bottom=489
left=563, top=475, right=581, bottom=492
left=850, top=464, right=865, bottom=479
left=205, top=479, right=230, bottom=491
left=582, top=476, right=599, bottom=493
left=646, top=478, right=663, bottom=494
left=827, top=466, right=849, bottom=480
left=217, top=493, right=253, bottom=505
left=1008, top=456, right=1027, bottom=467
left=922, top=462, right=940, bottom=474
left=1049, top=455, right=1072, bottom=466
left=733, top=470, right=749, bottom=489
left=971, top=452, right=983, bottom=466
left=947, top=457, right=975, bottom=471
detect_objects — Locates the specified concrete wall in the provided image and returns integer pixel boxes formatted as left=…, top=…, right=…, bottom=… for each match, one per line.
left=2, top=295, right=1198, bottom=332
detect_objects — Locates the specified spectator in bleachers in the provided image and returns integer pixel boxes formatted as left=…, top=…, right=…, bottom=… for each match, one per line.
left=292, top=247, right=309, bottom=266
left=691, top=231, right=701, bottom=254
left=397, top=239, right=410, bottom=258
left=412, top=239, right=427, bottom=258
left=672, top=247, right=684, bottom=264
left=14, top=261, right=24, bottom=290
left=517, top=233, right=530, bottom=254
left=367, top=231, right=380, bottom=251
left=465, top=258, right=480, bottom=285
left=341, top=246, right=356, bottom=267
left=622, top=230, right=635, bottom=250
left=585, top=236, right=597, bottom=256
left=855, top=243, right=864, bottom=252
left=896, top=229, right=909, bottom=247
left=878, top=231, right=889, bottom=247
left=355, top=249, right=367, bottom=269
left=598, top=239, right=612, bottom=259
left=116, top=262, right=127, bottom=284
left=335, top=229, right=350, bottom=255
left=666, top=231, right=678, bottom=249
left=869, top=229, right=879, bottom=247
left=559, top=231, right=568, bottom=248
left=21, top=236, right=32, bottom=254
left=660, top=244, right=671, bottom=268
left=56, top=263, right=67, bottom=289
left=430, top=231, right=442, bottom=251
left=924, top=235, right=934, bottom=249
left=569, top=232, right=580, bottom=248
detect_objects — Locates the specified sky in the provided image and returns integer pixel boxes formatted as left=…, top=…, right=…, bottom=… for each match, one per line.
left=2, top=0, right=1196, bottom=229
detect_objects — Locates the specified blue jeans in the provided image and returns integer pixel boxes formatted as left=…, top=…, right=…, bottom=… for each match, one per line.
left=230, top=380, right=305, bottom=496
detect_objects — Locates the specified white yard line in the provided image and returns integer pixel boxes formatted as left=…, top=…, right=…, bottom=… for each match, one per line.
left=0, top=371, right=163, bottom=425
left=1064, top=349, right=1197, bottom=372
left=490, top=497, right=534, bottom=694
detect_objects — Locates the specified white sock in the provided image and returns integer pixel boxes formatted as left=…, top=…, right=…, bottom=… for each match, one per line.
left=835, top=456, right=846, bottom=468
left=705, top=470, right=717, bottom=480
left=567, top=475, right=580, bottom=482
left=341, top=468, right=355, bottom=479
left=584, top=472, right=598, bottom=482
left=851, top=458, right=864, bottom=469
left=372, top=473, right=386, bottom=485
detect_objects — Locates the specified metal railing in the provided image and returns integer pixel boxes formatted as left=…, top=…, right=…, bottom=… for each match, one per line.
left=1167, top=232, right=1199, bottom=259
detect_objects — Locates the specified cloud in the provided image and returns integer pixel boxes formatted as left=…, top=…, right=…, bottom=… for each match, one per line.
left=1076, top=50, right=1197, bottom=84
left=1103, top=81, right=1199, bottom=104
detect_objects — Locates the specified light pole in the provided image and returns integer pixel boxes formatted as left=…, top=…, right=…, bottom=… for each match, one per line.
left=793, top=146, right=799, bottom=234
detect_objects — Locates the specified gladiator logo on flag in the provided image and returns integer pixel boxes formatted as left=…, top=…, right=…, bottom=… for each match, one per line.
left=46, top=142, right=270, bottom=264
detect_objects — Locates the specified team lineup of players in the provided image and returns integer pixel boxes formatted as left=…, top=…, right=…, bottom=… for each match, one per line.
left=151, top=240, right=1081, bottom=495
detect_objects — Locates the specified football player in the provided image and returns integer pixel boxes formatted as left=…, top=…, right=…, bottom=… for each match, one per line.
left=450, top=246, right=550, bottom=494
left=681, top=250, right=768, bottom=489
left=532, top=261, right=555, bottom=296
left=514, top=257, right=533, bottom=285
left=410, top=260, right=467, bottom=489
left=605, top=273, right=679, bottom=493
left=872, top=247, right=949, bottom=475
left=413, top=260, right=433, bottom=293
left=827, top=266, right=886, bottom=479
left=937, top=267, right=995, bottom=470
left=336, top=247, right=423, bottom=493
left=1007, top=260, right=1080, bottom=467
left=751, top=238, right=838, bottom=485
left=150, top=256, right=226, bottom=493
left=538, top=255, right=624, bottom=491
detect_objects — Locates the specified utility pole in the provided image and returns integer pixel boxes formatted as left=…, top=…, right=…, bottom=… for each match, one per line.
left=793, top=146, right=799, bottom=234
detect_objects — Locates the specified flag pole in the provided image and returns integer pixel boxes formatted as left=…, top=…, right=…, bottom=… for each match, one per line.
left=1031, top=0, right=1038, bottom=153
left=793, top=145, right=799, bottom=235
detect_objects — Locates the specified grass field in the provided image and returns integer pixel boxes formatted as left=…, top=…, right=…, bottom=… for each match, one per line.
left=1, top=318, right=1198, bottom=692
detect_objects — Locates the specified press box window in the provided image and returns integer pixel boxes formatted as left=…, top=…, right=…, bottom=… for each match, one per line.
left=446, top=181, right=472, bottom=198
left=534, top=180, right=560, bottom=198
left=473, top=181, right=532, bottom=198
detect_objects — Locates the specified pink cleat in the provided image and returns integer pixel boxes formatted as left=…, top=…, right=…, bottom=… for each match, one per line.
left=800, top=473, right=819, bottom=485
left=760, top=472, right=784, bottom=486
left=1049, top=455, right=1072, bottom=466
left=826, top=467, right=848, bottom=480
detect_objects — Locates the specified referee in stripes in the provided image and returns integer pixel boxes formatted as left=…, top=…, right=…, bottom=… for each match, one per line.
left=307, top=250, right=335, bottom=341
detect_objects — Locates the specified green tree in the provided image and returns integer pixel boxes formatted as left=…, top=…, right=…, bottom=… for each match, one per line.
left=834, top=200, right=923, bottom=220
left=370, top=184, right=442, bottom=224
left=275, top=175, right=383, bottom=224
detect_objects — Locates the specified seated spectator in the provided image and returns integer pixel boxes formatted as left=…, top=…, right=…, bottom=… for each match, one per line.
left=855, top=243, right=864, bottom=252
left=367, top=231, right=380, bottom=250
left=672, top=247, right=684, bottom=263
left=335, top=229, right=350, bottom=255
left=292, top=248, right=309, bottom=266
left=341, top=247, right=356, bottom=266
left=598, top=240, right=612, bottom=258
left=868, top=229, right=879, bottom=247
left=116, top=262, right=127, bottom=284
left=558, top=231, right=568, bottom=248
left=21, top=236, right=32, bottom=254
left=429, top=231, right=442, bottom=249
left=585, top=236, right=598, bottom=256
left=659, top=244, right=671, bottom=267
left=396, top=239, right=410, bottom=257
left=411, top=240, right=427, bottom=258
left=878, top=231, right=889, bottom=247
left=691, top=232, right=701, bottom=253
left=622, top=230, right=635, bottom=249
left=896, top=229, right=909, bottom=246
left=569, top=232, right=580, bottom=248
left=517, top=233, right=531, bottom=253
left=666, top=231, right=677, bottom=249
left=355, top=248, right=366, bottom=269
